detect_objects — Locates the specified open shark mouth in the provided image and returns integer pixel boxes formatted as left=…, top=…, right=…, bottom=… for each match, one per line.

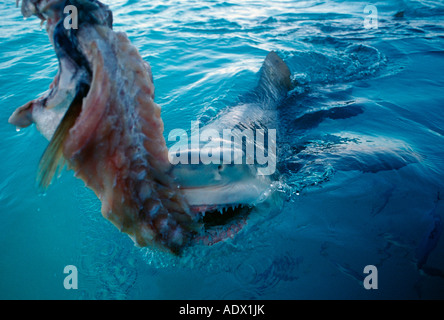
left=9, top=0, right=284, bottom=254
left=190, top=204, right=252, bottom=246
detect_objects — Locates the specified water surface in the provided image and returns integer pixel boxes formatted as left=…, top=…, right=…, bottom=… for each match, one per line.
left=0, top=0, right=443, bottom=299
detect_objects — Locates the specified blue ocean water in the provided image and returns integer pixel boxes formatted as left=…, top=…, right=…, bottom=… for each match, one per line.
left=1, top=0, right=444, bottom=299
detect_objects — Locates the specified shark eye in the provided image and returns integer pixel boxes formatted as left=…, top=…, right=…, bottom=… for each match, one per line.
left=218, top=164, right=224, bottom=171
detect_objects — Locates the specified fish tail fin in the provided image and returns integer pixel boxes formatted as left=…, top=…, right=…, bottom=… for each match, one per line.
left=37, top=84, right=88, bottom=188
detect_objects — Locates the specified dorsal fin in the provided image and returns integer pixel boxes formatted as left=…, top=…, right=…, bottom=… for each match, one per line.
left=256, top=51, right=293, bottom=104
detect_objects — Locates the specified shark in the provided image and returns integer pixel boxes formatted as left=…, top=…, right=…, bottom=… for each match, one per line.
left=9, top=0, right=292, bottom=253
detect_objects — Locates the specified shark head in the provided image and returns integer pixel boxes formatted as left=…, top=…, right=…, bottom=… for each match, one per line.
left=175, top=160, right=272, bottom=209
left=169, top=139, right=275, bottom=245
left=177, top=165, right=274, bottom=245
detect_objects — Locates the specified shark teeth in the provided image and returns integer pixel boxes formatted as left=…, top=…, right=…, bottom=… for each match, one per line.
left=197, top=203, right=254, bottom=218
left=199, top=204, right=241, bottom=216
